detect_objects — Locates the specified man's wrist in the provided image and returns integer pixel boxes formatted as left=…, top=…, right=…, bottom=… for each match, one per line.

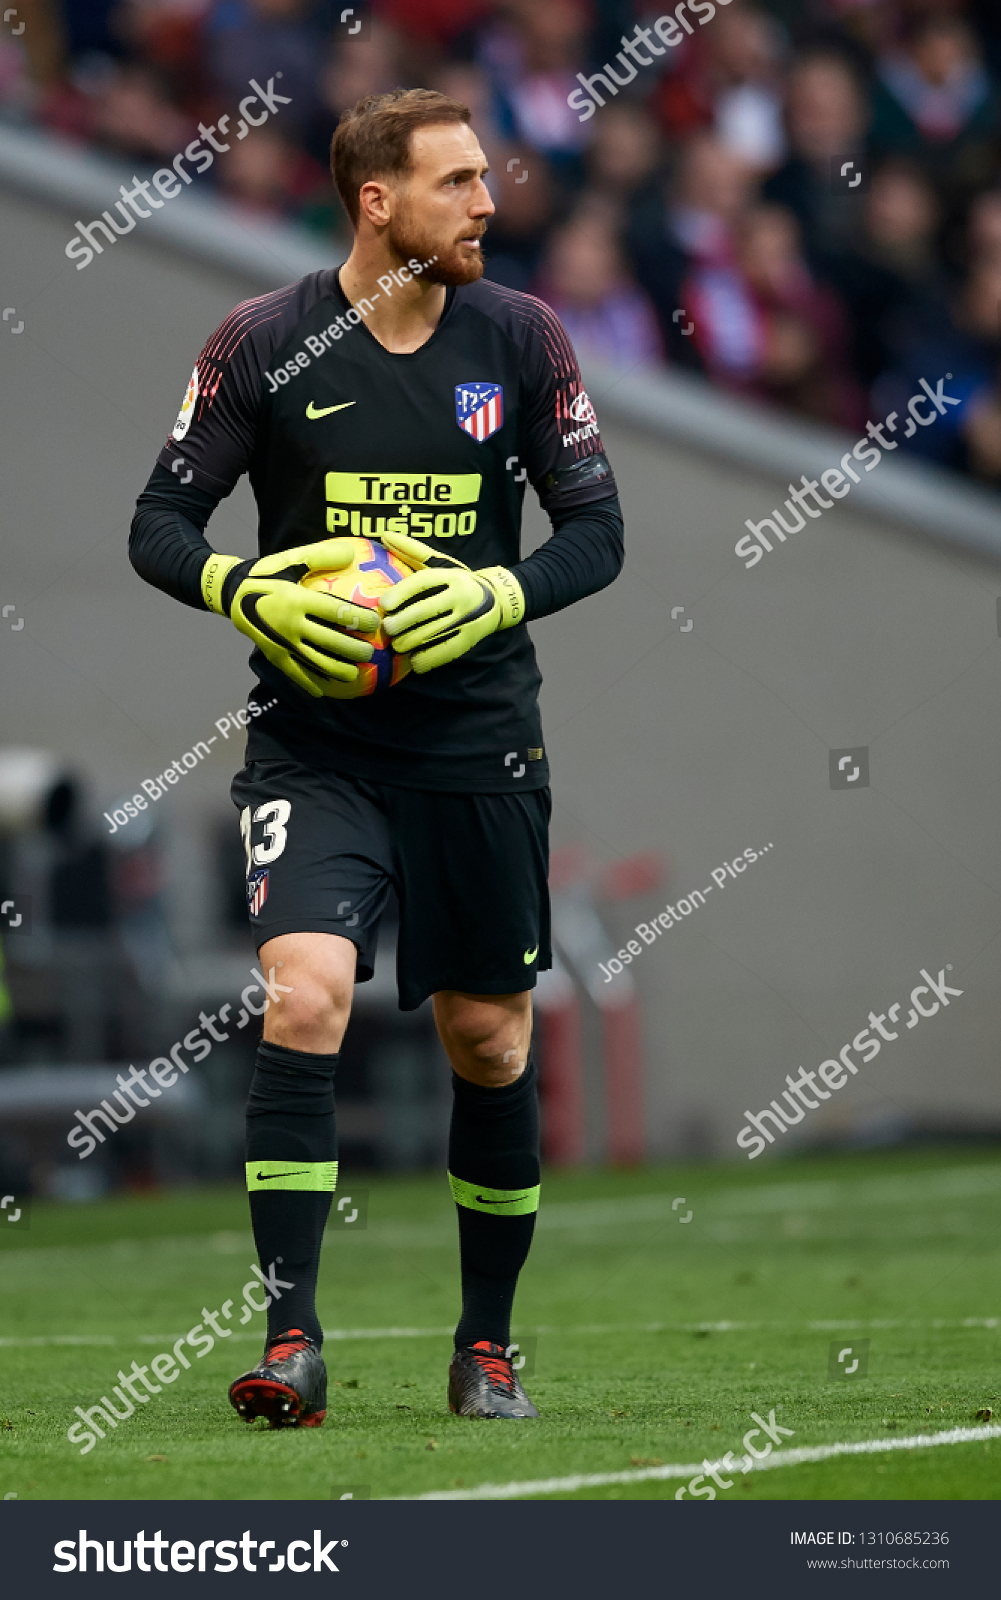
left=200, top=552, right=242, bottom=614
left=479, top=565, right=525, bottom=630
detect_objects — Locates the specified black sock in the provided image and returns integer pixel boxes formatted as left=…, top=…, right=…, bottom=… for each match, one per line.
left=448, top=1059, right=540, bottom=1351
left=245, top=1040, right=338, bottom=1349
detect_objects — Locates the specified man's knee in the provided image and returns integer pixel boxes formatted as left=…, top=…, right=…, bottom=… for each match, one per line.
left=258, top=933, right=356, bottom=1052
left=435, top=993, right=532, bottom=1087
left=263, top=974, right=351, bottom=1051
left=462, top=1027, right=527, bottom=1087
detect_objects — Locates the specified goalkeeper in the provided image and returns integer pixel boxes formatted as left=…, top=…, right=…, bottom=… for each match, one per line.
left=129, top=87, right=623, bottom=1428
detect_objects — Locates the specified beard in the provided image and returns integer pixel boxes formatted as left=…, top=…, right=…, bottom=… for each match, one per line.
left=386, top=207, right=487, bottom=287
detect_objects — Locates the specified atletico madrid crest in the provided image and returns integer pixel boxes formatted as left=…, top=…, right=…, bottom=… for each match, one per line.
left=455, top=382, right=504, bottom=442
left=247, top=869, right=269, bottom=917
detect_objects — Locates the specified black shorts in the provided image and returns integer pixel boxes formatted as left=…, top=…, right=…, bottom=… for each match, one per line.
left=231, top=759, right=552, bottom=1012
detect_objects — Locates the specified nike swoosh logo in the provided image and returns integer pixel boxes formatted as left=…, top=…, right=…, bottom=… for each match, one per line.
left=477, top=1195, right=533, bottom=1205
left=256, top=1170, right=308, bottom=1181
left=523, top=946, right=538, bottom=964
left=306, top=401, right=356, bottom=420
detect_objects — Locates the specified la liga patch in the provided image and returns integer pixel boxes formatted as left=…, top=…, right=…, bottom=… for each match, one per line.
left=172, top=365, right=199, bottom=442
left=455, top=381, right=503, bottom=442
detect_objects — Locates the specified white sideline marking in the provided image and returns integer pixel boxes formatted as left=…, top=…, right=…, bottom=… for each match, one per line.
left=0, top=1334, right=116, bottom=1347
left=0, top=1327, right=455, bottom=1349
left=401, top=1424, right=1001, bottom=1500
left=1, top=1316, right=998, bottom=1349
left=136, top=1327, right=455, bottom=1345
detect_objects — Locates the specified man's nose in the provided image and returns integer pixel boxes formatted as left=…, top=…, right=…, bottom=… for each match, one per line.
left=472, top=179, right=495, bottom=216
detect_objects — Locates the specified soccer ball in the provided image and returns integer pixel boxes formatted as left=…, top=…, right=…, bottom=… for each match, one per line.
left=300, top=537, right=414, bottom=697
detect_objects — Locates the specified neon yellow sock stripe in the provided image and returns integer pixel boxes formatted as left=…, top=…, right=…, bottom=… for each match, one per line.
left=448, top=1173, right=540, bottom=1216
left=246, top=1160, right=338, bottom=1192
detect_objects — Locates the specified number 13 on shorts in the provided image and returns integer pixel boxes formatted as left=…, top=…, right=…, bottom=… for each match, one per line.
left=240, top=799, right=292, bottom=874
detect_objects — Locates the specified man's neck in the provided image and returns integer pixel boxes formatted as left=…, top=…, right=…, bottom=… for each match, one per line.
left=338, top=246, right=448, bottom=355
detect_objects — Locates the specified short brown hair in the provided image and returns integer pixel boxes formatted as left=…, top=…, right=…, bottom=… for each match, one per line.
left=331, top=88, right=471, bottom=228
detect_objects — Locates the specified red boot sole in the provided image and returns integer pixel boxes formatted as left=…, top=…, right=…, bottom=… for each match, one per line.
left=229, top=1376, right=325, bottom=1428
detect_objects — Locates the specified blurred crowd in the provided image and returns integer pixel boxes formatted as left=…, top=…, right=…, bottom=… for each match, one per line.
left=4, top=0, right=1001, bottom=482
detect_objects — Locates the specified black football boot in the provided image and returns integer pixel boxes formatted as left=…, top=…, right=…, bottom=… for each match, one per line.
left=448, top=1341, right=539, bottom=1419
left=229, top=1328, right=327, bottom=1428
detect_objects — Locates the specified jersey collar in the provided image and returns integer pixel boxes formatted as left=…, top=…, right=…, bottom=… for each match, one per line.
left=330, top=268, right=457, bottom=354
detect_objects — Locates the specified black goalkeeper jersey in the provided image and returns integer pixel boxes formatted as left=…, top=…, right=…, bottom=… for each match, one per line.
left=155, top=268, right=619, bottom=792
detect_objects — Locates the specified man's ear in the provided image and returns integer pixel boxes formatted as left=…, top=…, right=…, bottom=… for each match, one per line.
left=357, top=177, right=393, bottom=228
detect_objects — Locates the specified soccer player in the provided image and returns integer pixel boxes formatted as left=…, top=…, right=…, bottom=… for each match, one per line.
left=130, top=88, right=623, bottom=1425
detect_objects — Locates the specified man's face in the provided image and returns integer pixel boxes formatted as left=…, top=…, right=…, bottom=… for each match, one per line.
left=386, top=122, right=495, bottom=286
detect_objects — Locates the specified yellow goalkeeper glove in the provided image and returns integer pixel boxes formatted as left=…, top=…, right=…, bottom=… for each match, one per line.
left=377, top=531, right=524, bottom=674
left=200, top=538, right=377, bottom=699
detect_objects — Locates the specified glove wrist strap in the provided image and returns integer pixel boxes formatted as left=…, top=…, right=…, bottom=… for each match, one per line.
left=201, top=553, right=243, bottom=615
left=479, top=565, right=524, bottom=629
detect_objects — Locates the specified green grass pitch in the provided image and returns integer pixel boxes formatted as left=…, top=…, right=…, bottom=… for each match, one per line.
left=2, top=1145, right=1000, bottom=1501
